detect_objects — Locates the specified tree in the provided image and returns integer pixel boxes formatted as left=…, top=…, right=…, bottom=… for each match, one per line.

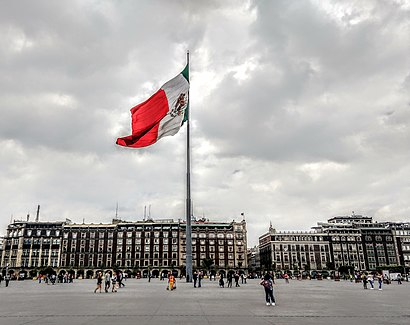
left=29, top=269, right=38, bottom=278
left=201, top=258, right=214, bottom=273
left=326, top=261, right=335, bottom=270
left=271, top=263, right=277, bottom=272
left=40, top=266, right=55, bottom=276
left=338, top=265, right=354, bottom=275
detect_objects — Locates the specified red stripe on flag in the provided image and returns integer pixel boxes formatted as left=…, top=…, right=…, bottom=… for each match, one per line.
left=116, top=90, right=169, bottom=148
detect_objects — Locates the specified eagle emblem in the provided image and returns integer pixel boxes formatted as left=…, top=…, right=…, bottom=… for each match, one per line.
left=170, top=93, right=188, bottom=117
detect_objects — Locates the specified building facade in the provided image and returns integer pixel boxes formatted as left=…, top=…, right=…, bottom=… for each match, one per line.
left=1, top=218, right=247, bottom=278
left=383, top=222, right=410, bottom=270
left=259, top=226, right=332, bottom=273
left=1, top=221, right=64, bottom=277
left=259, top=214, right=410, bottom=274
left=247, top=245, right=260, bottom=273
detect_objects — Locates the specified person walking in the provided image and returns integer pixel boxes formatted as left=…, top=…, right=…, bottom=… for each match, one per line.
left=234, top=272, right=240, bottom=287
left=5, top=273, right=10, bottom=287
left=198, top=271, right=202, bottom=288
left=377, top=273, right=383, bottom=291
left=397, top=274, right=402, bottom=285
left=104, top=271, right=111, bottom=293
left=94, top=272, right=103, bottom=293
left=193, top=271, right=198, bottom=288
left=219, top=272, right=225, bottom=288
left=362, top=273, right=368, bottom=289
left=111, top=273, right=117, bottom=293
left=369, top=274, right=374, bottom=289
left=118, top=271, right=125, bottom=288
left=260, top=274, right=275, bottom=306
left=227, top=272, right=233, bottom=288
left=167, top=272, right=176, bottom=291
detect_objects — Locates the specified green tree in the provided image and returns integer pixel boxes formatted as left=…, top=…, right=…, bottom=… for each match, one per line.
left=201, top=258, right=214, bottom=273
left=338, top=265, right=354, bottom=275
left=326, top=261, right=335, bottom=270
left=39, top=266, right=55, bottom=275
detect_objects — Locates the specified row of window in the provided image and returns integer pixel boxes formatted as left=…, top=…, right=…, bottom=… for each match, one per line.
left=331, top=236, right=361, bottom=241
left=274, top=254, right=328, bottom=263
left=22, top=239, right=61, bottom=245
left=364, top=235, right=393, bottom=242
left=274, top=236, right=325, bottom=242
left=274, top=244, right=327, bottom=251
left=8, top=229, right=61, bottom=238
left=61, top=231, right=243, bottom=240
left=3, top=238, right=61, bottom=246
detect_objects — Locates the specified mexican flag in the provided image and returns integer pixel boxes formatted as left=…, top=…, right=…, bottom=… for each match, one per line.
left=116, top=65, right=189, bottom=148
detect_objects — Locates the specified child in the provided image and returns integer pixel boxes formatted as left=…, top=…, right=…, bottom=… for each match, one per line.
left=167, top=272, right=176, bottom=290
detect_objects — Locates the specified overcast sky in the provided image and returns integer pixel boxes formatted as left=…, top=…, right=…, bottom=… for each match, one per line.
left=1, top=0, right=409, bottom=246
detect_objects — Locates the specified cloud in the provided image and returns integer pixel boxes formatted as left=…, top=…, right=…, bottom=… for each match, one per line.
left=0, top=0, right=409, bottom=246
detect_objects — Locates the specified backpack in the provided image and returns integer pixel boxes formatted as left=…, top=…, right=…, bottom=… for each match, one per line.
left=262, top=279, right=272, bottom=289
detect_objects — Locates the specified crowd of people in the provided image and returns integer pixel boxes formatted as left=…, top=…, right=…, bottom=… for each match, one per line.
left=360, top=272, right=403, bottom=290
left=94, top=270, right=126, bottom=293
left=37, top=272, right=74, bottom=285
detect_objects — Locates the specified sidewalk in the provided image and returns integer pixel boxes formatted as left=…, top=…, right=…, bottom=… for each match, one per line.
left=0, top=278, right=408, bottom=325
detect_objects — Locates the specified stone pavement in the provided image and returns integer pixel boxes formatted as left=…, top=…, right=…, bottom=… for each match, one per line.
left=0, top=277, right=408, bottom=325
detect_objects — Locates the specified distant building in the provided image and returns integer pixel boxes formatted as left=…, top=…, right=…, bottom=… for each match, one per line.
left=0, top=221, right=64, bottom=277
left=0, top=236, right=3, bottom=266
left=247, top=245, right=260, bottom=272
left=259, top=226, right=332, bottom=273
left=259, top=214, right=409, bottom=273
left=382, top=222, right=410, bottom=271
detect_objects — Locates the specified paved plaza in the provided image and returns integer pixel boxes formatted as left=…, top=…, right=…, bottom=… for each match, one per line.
left=0, top=277, right=408, bottom=325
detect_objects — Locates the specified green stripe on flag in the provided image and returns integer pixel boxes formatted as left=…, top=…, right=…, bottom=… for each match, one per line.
left=181, top=64, right=189, bottom=83
left=181, top=63, right=189, bottom=124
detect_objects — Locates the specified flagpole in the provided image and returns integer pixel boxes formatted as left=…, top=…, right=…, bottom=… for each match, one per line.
left=185, top=50, right=193, bottom=283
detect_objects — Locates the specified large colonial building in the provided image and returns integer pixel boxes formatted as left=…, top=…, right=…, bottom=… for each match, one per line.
left=259, top=214, right=410, bottom=274
left=1, top=217, right=247, bottom=278
left=259, top=226, right=332, bottom=272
